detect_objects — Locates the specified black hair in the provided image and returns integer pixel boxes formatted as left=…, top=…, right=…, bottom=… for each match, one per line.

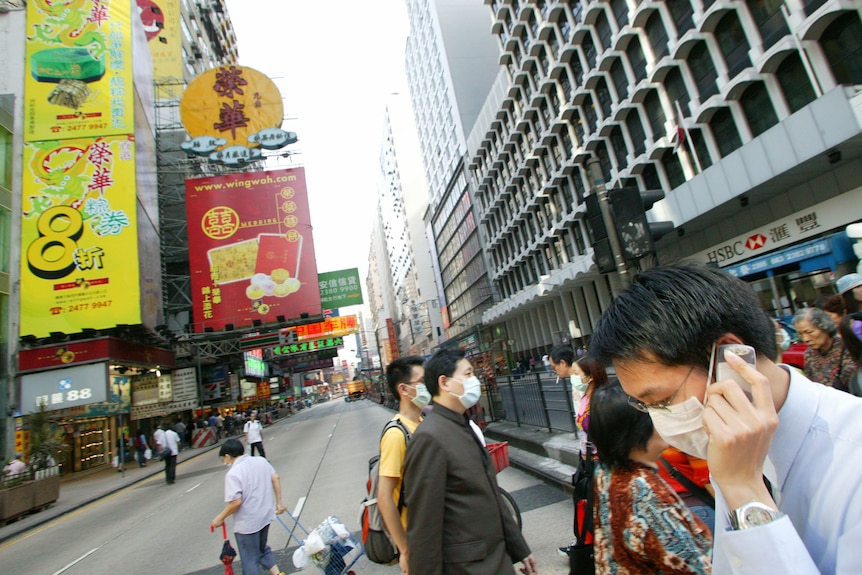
left=385, top=355, right=425, bottom=396
left=549, top=345, right=575, bottom=367
left=219, top=438, right=244, bottom=458
left=423, top=349, right=466, bottom=396
left=589, top=383, right=654, bottom=470
left=590, top=262, right=777, bottom=369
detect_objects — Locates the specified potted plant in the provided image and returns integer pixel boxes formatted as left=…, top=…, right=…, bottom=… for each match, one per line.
left=27, top=404, right=66, bottom=510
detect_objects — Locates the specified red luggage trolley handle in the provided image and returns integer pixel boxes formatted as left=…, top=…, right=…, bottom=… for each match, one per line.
left=486, top=441, right=510, bottom=473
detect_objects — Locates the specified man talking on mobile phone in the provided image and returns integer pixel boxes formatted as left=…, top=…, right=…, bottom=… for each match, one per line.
left=589, top=262, right=862, bottom=574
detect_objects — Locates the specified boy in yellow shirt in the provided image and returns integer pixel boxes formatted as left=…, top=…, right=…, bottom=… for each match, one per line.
left=379, top=356, right=429, bottom=573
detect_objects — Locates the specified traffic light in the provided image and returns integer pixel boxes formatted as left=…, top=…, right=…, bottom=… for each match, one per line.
left=584, top=194, right=616, bottom=274
left=608, top=187, right=674, bottom=261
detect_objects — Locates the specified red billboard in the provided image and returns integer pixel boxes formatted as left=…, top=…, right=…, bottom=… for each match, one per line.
left=185, top=168, right=322, bottom=332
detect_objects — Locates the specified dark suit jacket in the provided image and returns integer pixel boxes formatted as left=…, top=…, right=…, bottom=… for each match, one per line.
left=404, top=402, right=531, bottom=575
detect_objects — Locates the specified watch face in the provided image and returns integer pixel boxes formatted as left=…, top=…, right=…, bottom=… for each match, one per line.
left=743, top=506, right=775, bottom=527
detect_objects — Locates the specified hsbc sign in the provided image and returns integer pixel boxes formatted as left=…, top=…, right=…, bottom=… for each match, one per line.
left=696, top=186, right=862, bottom=267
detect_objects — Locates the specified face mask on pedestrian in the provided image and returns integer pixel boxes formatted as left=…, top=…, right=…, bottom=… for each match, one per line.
left=647, top=344, right=716, bottom=460
left=448, top=375, right=482, bottom=409
left=408, top=383, right=431, bottom=409
left=571, top=374, right=589, bottom=393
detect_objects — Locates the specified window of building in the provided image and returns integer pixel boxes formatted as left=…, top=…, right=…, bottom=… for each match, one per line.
left=0, top=125, right=11, bottom=190
left=663, top=66, right=691, bottom=117
left=776, top=52, right=816, bottom=113
left=571, top=222, right=586, bottom=255
left=571, top=166, right=587, bottom=204
left=666, top=0, right=694, bottom=36
left=595, top=141, right=613, bottom=181
left=610, top=125, right=629, bottom=170
left=715, top=11, right=752, bottom=79
left=820, top=12, right=862, bottom=85
left=625, top=108, right=647, bottom=155
left=560, top=72, right=573, bottom=101
left=643, top=89, right=667, bottom=140
left=581, top=95, right=597, bottom=135
left=710, top=107, right=743, bottom=157
left=642, top=162, right=662, bottom=190
left=627, top=36, right=647, bottom=82
left=611, top=0, right=629, bottom=28
left=610, top=58, right=629, bottom=102
left=746, top=0, right=788, bottom=50
left=661, top=149, right=686, bottom=189
left=688, top=41, right=718, bottom=101
left=596, top=11, right=613, bottom=51
left=802, top=0, right=827, bottom=16
left=740, top=81, right=778, bottom=137
left=582, top=33, right=597, bottom=69
left=645, top=11, right=670, bottom=60
left=595, top=77, right=613, bottom=118
left=686, top=127, right=713, bottom=170
left=572, top=110, right=585, bottom=144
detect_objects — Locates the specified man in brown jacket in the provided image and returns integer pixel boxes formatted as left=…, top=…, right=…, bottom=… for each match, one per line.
left=403, top=349, right=537, bottom=575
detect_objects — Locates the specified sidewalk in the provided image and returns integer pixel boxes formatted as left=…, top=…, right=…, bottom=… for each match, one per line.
left=0, top=436, right=225, bottom=544
left=484, top=420, right=579, bottom=493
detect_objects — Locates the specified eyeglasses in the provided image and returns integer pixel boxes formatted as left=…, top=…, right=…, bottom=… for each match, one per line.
left=627, top=365, right=697, bottom=413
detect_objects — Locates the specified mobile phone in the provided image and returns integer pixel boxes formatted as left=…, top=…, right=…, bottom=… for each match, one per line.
left=716, top=344, right=756, bottom=397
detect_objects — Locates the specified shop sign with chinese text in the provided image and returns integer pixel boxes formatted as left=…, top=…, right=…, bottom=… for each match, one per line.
left=269, top=337, right=343, bottom=357
left=317, top=268, right=363, bottom=308
left=20, top=136, right=140, bottom=337
left=185, top=168, right=322, bottom=332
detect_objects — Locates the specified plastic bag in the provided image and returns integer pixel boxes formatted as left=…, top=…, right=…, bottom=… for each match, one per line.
left=144, top=448, right=152, bottom=460
left=292, top=546, right=309, bottom=569
left=111, top=455, right=118, bottom=468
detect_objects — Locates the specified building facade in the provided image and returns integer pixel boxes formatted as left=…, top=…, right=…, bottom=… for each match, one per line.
left=404, top=0, right=503, bottom=342
left=469, top=0, right=862, bottom=362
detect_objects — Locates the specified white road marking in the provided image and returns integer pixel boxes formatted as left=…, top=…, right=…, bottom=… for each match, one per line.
left=293, top=496, right=306, bottom=517
left=185, top=481, right=203, bottom=493
left=52, top=547, right=101, bottom=575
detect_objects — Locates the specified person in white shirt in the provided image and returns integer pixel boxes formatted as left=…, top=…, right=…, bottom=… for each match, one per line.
left=590, top=262, right=862, bottom=574
left=212, top=439, right=287, bottom=575
left=155, top=423, right=180, bottom=484
left=244, top=411, right=265, bottom=457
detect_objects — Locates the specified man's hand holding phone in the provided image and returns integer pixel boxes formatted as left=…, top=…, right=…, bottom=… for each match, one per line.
left=703, top=346, right=779, bottom=510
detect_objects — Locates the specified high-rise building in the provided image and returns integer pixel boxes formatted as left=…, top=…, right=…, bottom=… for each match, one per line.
left=470, top=0, right=861, bottom=362
left=372, top=94, right=445, bottom=357
left=403, top=0, right=502, bottom=342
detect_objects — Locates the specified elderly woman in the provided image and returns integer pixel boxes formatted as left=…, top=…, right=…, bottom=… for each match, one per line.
left=590, top=384, right=713, bottom=574
left=794, top=307, right=857, bottom=392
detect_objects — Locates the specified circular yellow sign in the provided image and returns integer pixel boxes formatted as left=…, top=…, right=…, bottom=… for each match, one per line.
left=201, top=206, right=240, bottom=240
left=180, top=66, right=284, bottom=148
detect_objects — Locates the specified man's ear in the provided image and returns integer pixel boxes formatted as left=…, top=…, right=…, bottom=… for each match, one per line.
left=716, top=333, right=744, bottom=346
left=438, top=374, right=450, bottom=392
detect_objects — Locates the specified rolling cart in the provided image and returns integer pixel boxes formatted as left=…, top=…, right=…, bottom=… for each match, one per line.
left=277, top=511, right=365, bottom=575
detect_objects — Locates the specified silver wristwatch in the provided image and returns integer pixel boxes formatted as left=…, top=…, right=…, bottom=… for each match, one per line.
left=729, top=501, right=784, bottom=530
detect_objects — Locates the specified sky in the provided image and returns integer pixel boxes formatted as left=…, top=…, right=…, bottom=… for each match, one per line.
left=224, top=0, right=410, bottom=283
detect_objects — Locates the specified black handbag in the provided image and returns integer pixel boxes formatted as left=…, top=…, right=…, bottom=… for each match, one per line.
left=570, top=455, right=596, bottom=575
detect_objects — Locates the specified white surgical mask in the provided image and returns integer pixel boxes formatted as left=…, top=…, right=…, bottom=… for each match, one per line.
left=570, top=375, right=589, bottom=393
left=649, top=396, right=710, bottom=459
left=648, top=344, right=715, bottom=460
left=410, top=383, right=431, bottom=409
left=449, top=376, right=482, bottom=409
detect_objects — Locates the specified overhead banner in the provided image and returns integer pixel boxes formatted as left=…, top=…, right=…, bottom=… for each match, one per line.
left=24, top=0, right=134, bottom=141
left=136, top=0, right=183, bottom=79
left=318, top=268, right=363, bottom=308
left=20, top=136, right=141, bottom=337
left=185, top=168, right=322, bottom=332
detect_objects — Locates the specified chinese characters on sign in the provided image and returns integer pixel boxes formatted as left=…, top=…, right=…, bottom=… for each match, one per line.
left=317, top=268, right=363, bottom=308
left=185, top=168, right=322, bottom=332
left=269, top=337, right=343, bottom=356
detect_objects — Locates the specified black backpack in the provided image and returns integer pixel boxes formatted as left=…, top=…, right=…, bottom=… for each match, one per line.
left=360, top=418, right=411, bottom=564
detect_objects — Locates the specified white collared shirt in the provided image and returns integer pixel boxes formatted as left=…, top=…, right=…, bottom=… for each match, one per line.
left=712, top=366, right=862, bottom=574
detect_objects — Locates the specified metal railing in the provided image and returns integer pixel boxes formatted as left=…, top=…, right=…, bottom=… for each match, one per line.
left=484, top=372, right=577, bottom=432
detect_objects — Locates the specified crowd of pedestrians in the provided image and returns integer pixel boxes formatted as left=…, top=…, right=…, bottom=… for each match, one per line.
left=361, top=262, right=862, bottom=575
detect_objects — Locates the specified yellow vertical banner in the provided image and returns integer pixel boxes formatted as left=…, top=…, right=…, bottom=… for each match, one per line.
left=137, top=0, right=185, bottom=79
left=20, top=136, right=141, bottom=337
left=24, top=0, right=134, bottom=142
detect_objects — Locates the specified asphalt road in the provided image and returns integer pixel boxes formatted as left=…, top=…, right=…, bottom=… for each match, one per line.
left=0, top=400, right=574, bottom=575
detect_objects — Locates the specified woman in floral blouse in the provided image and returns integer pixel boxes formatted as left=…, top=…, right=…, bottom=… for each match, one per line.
left=794, top=307, right=857, bottom=392
left=590, top=384, right=713, bottom=574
